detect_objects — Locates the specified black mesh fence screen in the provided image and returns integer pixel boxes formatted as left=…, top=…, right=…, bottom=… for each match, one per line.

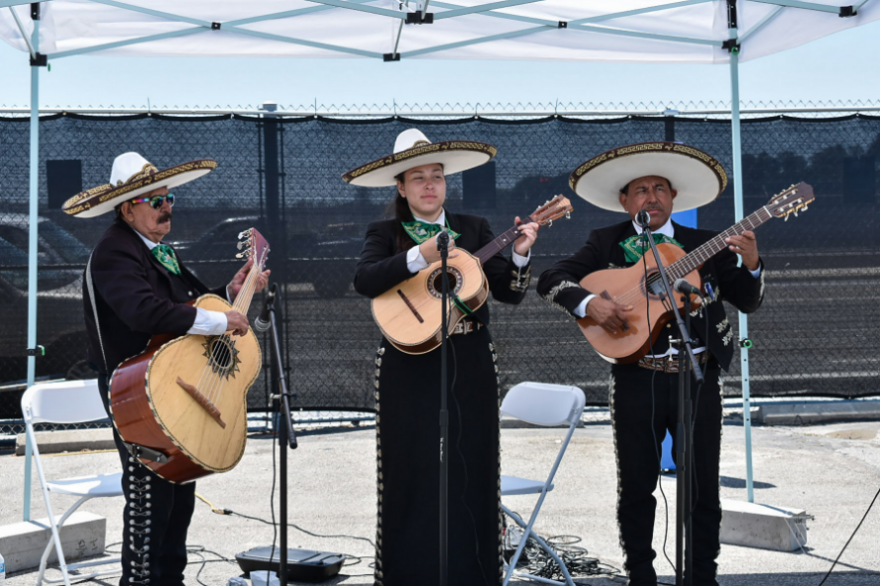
left=0, top=112, right=877, bottom=419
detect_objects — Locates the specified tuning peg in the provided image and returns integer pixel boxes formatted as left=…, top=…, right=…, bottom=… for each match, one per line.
left=548, top=219, right=553, bottom=227
left=802, top=205, right=808, bottom=211
left=784, top=215, right=789, bottom=222
left=236, top=250, right=252, bottom=259
left=565, top=211, right=571, bottom=219
left=238, top=229, right=253, bottom=240
left=237, top=241, right=247, bottom=250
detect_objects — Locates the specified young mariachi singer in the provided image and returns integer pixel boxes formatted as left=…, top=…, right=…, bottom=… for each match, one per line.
left=62, top=153, right=269, bottom=586
left=537, top=142, right=764, bottom=586
left=343, top=129, right=539, bottom=586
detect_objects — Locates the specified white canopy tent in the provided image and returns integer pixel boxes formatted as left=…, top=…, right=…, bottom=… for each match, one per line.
left=2, top=1, right=878, bottom=515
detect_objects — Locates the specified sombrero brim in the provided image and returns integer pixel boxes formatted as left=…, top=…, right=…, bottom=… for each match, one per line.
left=62, top=159, right=218, bottom=218
left=342, top=140, right=497, bottom=187
left=569, top=142, right=727, bottom=213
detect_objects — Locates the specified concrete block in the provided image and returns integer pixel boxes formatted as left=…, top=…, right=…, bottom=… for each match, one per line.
left=15, top=428, right=115, bottom=456
left=754, top=400, right=880, bottom=426
left=720, top=499, right=809, bottom=552
left=0, top=511, right=107, bottom=573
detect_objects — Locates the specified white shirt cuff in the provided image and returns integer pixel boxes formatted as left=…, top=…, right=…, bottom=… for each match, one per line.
left=406, top=246, right=429, bottom=273
left=573, top=294, right=596, bottom=318
left=188, top=308, right=228, bottom=336
left=749, top=265, right=762, bottom=278
left=512, top=249, right=530, bottom=267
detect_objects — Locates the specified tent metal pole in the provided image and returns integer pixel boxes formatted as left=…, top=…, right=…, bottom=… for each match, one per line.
left=24, top=6, right=41, bottom=523
left=728, top=27, right=755, bottom=505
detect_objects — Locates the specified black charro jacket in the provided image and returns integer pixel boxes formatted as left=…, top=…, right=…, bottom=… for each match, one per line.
left=353, top=212, right=531, bottom=326
left=83, top=219, right=224, bottom=374
left=536, top=219, right=764, bottom=370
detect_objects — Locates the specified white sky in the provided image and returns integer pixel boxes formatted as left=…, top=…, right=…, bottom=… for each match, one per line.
left=0, top=19, right=878, bottom=110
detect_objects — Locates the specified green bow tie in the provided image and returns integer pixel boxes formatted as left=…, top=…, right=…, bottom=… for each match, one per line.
left=151, top=243, right=181, bottom=275
left=401, top=220, right=461, bottom=245
left=619, top=233, right=684, bottom=264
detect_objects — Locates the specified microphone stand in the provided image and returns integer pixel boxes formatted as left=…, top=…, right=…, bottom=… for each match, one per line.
left=637, top=216, right=704, bottom=586
left=437, top=228, right=450, bottom=586
left=264, top=284, right=299, bottom=586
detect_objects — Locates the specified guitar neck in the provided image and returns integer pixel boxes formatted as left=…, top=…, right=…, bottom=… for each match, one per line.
left=475, top=224, right=522, bottom=265
left=667, top=206, right=772, bottom=280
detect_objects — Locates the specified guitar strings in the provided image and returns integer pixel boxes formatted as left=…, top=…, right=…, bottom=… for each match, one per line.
left=201, top=255, right=263, bottom=409
left=205, top=264, right=261, bottom=407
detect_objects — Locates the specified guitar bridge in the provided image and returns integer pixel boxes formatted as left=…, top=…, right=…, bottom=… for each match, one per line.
left=176, top=377, right=227, bottom=428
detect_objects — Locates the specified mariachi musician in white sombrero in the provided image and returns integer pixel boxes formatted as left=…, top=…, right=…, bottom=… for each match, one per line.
left=538, top=143, right=765, bottom=586
left=345, top=129, right=539, bottom=586
left=63, top=153, right=269, bottom=586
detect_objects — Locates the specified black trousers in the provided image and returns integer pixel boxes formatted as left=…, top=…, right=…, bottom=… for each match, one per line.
left=98, top=374, right=196, bottom=586
left=610, top=361, right=723, bottom=586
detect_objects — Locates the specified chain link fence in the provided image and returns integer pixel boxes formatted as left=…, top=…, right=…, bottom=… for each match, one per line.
left=1, top=103, right=878, bottom=433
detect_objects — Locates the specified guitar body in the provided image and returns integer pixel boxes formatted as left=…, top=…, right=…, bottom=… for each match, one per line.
left=110, top=293, right=262, bottom=483
left=576, top=243, right=701, bottom=364
left=372, top=250, right=489, bottom=354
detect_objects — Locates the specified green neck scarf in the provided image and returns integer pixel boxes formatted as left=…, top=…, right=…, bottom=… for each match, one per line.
left=401, top=218, right=461, bottom=245
left=619, top=233, right=684, bottom=264
left=151, top=243, right=182, bottom=275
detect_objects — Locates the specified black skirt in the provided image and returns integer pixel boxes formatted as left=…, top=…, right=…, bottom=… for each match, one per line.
left=373, top=326, right=502, bottom=586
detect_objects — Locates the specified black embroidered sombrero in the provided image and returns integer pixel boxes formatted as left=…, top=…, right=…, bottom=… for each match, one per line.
left=569, top=142, right=727, bottom=212
left=62, top=152, right=217, bottom=218
left=342, top=128, right=496, bottom=187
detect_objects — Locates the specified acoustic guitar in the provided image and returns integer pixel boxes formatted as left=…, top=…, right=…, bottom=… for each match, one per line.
left=373, top=195, right=573, bottom=354
left=577, top=182, right=814, bottom=363
left=110, top=228, right=269, bottom=483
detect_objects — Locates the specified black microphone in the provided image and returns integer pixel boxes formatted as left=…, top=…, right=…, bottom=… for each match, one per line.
left=673, top=278, right=704, bottom=298
left=437, top=226, right=450, bottom=250
left=253, top=282, right=277, bottom=333
left=635, top=208, right=651, bottom=229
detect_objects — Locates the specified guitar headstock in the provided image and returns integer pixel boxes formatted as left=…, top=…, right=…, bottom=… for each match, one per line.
left=236, top=227, right=270, bottom=269
left=528, top=195, right=573, bottom=227
left=767, top=182, right=814, bottom=221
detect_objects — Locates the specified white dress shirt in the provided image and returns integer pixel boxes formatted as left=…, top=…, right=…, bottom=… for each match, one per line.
left=133, top=230, right=229, bottom=336
left=404, top=210, right=531, bottom=272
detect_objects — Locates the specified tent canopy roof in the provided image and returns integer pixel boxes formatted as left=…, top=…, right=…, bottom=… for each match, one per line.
left=1, top=1, right=877, bottom=64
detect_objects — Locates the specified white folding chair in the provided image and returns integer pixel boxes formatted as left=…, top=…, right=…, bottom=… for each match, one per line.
left=500, top=381, right=586, bottom=586
left=21, top=379, right=123, bottom=586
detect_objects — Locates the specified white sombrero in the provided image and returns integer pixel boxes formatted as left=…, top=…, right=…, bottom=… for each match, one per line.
left=569, top=142, right=728, bottom=213
left=342, top=128, right=496, bottom=187
left=62, top=152, right=217, bottom=218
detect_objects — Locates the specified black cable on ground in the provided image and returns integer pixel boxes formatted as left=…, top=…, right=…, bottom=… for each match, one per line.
left=503, top=511, right=622, bottom=583
left=816, top=484, right=880, bottom=586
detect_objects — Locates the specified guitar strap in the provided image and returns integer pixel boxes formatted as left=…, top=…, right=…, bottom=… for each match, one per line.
left=86, top=252, right=110, bottom=374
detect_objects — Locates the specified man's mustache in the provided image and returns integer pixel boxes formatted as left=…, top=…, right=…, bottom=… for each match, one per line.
left=158, top=212, right=173, bottom=223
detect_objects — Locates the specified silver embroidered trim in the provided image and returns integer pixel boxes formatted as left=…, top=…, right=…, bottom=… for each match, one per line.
left=541, top=279, right=581, bottom=314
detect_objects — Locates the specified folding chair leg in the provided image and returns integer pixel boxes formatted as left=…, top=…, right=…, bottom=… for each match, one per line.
left=502, top=506, right=575, bottom=586
left=37, top=496, right=90, bottom=586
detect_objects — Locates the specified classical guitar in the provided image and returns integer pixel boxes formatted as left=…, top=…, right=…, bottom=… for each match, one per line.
left=110, top=229, right=268, bottom=483
left=373, top=195, right=573, bottom=354
left=577, top=182, right=814, bottom=364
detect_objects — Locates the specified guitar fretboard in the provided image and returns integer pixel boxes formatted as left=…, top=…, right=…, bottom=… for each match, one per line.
left=666, top=206, right=772, bottom=281
left=476, top=224, right=523, bottom=264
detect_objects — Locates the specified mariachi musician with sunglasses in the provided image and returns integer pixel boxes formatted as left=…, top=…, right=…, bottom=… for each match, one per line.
left=62, top=152, right=270, bottom=586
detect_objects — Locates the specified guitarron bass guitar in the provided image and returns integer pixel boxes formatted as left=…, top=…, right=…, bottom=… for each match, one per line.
left=110, top=228, right=269, bottom=483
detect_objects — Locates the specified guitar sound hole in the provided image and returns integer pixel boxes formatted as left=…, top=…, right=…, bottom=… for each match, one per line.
left=209, top=338, right=234, bottom=369
left=427, top=267, right=464, bottom=299
left=644, top=272, right=667, bottom=299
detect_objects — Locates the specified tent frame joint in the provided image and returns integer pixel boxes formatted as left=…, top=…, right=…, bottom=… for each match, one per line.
left=839, top=5, right=857, bottom=17
left=29, top=51, right=46, bottom=66
left=405, top=10, right=433, bottom=24
left=722, top=39, right=740, bottom=53
left=383, top=52, right=401, bottom=61
left=558, top=21, right=567, bottom=28
left=211, top=21, right=221, bottom=30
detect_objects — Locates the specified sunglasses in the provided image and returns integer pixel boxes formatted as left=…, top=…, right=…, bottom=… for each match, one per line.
left=131, top=193, right=175, bottom=209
